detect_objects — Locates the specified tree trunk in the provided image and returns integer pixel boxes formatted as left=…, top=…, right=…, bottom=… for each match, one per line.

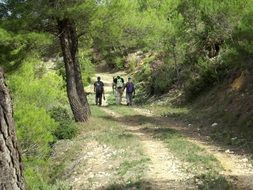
left=57, top=18, right=90, bottom=122
left=74, top=58, right=91, bottom=116
left=0, top=68, right=25, bottom=190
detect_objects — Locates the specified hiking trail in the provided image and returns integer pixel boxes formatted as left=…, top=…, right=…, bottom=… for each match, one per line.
left=52, top=71, right=253, bottom=190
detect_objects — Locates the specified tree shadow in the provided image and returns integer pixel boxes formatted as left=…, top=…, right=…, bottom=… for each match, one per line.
left=96, top=179, right=196, bottom=190
left=101, top=114, right=165, bottom=127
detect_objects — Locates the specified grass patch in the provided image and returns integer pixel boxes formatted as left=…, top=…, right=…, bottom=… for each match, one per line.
left=108, top=105, right=137, bottom=116
left=197, top=172, right=236, bottom=190
left=160, top=133, right=220, bottom=172
left=106, top=91, right=117, bottom=106
left=117, top=157, right=150, bottom=177
left=149, top=126, right=236, bottom=189
left=143, top=104, right=189, bottom=118
left=83, top=106, right=141, bottom=150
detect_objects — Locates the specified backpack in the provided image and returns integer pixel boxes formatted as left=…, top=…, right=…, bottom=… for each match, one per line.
left=116, top=78, right=123, bottom=88
left=126, top=82, right=134, bottom=93
left=95, top=81, right=103, bottom=93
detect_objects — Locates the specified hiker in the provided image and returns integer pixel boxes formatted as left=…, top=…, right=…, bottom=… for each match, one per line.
left=115, top=75, right=124, bottom=105
left=124, top=77, right=135, bottom=106
left=94, top=76, right=105, bottom=106
left=112, top=76, right=117, bottom=99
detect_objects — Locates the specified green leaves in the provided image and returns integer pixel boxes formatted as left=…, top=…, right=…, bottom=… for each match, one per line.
left=0, top=27, right=11, bottom=42
left=15, top=103, right=57, bottom=158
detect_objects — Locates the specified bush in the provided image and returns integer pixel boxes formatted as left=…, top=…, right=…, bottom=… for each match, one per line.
left=151, top=64, right=178, bottom=94
left=79, top=49, right=95, bottom=86
left=24, top=159, right=52, bottom=190
left=7, top=56, right=74, bottom=189
left=49, top=106, right=78, bottom=140
left=184, top=58, right=230, bottom=101
left=15, top=103, right=57, bottom=158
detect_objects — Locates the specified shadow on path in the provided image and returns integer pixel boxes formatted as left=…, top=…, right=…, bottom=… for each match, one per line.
left=96, top=179, right=195, bottom=190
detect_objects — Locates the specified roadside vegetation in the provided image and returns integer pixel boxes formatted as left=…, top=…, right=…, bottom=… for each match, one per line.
left=7, top=56, right=85, bottom=189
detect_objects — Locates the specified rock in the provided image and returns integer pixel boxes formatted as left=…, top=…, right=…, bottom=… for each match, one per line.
left=242, top=158, right=248, bottom=162
left=225, top=149, right=234, bottom=154
left=188, top=124, right=192, bottom=127
left=211, top=123, right=218, bottom=127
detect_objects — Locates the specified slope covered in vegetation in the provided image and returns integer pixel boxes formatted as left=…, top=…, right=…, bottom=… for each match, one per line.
left=1, top=0, right=253, bottom=189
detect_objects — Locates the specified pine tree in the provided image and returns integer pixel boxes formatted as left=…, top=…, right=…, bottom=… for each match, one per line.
left=0, top=68, right=25, bottom=190
left=0, top=0, right=94, bottom=122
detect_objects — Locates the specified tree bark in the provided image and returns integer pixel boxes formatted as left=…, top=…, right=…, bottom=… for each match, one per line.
left=0, top=68, right=25, bottom=190
left=57, top=18, right=90, bottom=122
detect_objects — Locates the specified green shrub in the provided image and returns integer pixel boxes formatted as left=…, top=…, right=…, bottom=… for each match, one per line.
left=49, top=106, right=78, bottom=140
left=24, top=159, right=52, bottom=190
left=198, top=172, right=234, bottom=190
left=79, top=49, right=95, bottom=86
left=8, top=57, right=67, bottom=108
left=151, top=64, right=178, bottom=94
left=127, top=58, right=137, bottom=72
left=184, top=58, right=230, bottom=101
left=15, top=103, right=57, bottom=158
left=106, top=55, right=125, bottom=69
left=7, top=56, right=73, bottom=188
left=134, top=63, right=152, bottom=84
left=103, top=49, right=126, bottom=69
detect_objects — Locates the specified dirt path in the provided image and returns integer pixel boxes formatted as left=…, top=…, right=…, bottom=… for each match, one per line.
left=101, top=108, right=196, bottom=190
left=134, top=108, right=253, bottom=190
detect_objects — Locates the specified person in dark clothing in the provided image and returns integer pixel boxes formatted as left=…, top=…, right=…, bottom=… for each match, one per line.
left=94, top=76, right=105, bottom=106
left=124, top=77, right=135, bottom=106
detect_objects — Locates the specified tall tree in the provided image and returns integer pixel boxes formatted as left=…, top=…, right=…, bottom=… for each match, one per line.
left=0, top=68, right=25, bottom=190
left=0, top=0, right=93, bottom=122
left=57, top=18, right=90, bottom=121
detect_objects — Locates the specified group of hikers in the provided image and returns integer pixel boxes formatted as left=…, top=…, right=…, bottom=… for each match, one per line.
left=93, top=76, right=135, bottom=106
